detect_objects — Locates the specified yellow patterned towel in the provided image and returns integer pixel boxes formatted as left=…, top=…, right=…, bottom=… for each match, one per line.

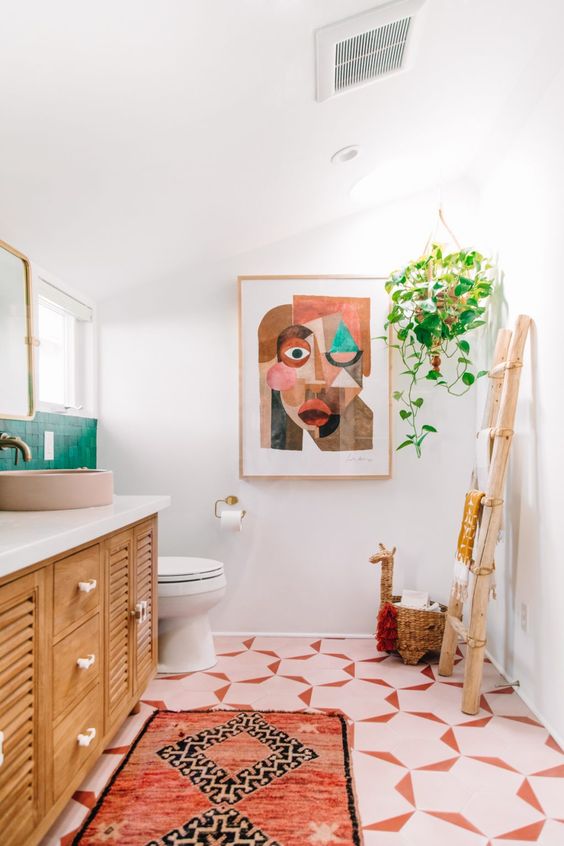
left=453, top=490, right=484, bottom=600
left=457, top=490, right=484, bottom=564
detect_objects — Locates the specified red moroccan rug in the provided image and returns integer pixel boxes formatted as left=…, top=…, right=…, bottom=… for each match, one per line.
left=73, top=709, right=361, bottom=845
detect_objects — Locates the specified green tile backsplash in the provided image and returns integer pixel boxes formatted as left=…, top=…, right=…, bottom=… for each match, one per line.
left=0, top=412, right=97, bottom=470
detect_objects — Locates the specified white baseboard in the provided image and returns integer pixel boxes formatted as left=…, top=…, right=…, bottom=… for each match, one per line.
left=212, top=631, right=374, bottom=640
left=486, top=649, right=564, bottom=752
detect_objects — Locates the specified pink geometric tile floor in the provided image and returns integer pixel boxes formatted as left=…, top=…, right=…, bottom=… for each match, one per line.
left=41, top=636, right=564, bottom=846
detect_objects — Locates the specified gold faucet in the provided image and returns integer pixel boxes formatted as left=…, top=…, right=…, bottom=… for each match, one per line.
left=0, top=433, right=32, bottom=465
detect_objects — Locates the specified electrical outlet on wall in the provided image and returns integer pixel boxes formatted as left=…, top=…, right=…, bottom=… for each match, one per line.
left=520, top=602, right=528, bottom=632
left=44, top=431, right=54, bottom=460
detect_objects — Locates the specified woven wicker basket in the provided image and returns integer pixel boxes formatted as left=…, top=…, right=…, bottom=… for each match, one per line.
left=370, top=544, right=447, bottom=665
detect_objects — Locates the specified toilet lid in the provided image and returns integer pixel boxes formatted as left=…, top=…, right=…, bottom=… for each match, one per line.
left=158, top=556, right=224, bottom=583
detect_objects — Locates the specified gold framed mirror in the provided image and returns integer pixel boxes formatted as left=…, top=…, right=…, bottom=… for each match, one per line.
left=0, top=238, right=35, bottom=419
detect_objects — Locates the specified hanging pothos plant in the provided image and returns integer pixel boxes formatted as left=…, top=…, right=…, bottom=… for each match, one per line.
left=382, top=243, right=494, bottom=456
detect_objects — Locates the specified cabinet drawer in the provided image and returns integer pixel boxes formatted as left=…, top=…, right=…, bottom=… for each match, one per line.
left=53, top=613, right=101, bottom=720
left=54, top=545, right=101, bottom=636
left=53, top=683, right=102, bottom=800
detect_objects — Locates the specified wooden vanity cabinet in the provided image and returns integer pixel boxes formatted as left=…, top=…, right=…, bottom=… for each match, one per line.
left=0, top=514, right=158, bottom=846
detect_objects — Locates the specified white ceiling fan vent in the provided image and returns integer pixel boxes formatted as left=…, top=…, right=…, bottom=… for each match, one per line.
left=334, top=17, right=411, bottom=92
left=316, top=0, right=426, bottom=102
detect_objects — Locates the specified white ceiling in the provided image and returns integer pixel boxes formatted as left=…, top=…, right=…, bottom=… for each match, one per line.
left=0, top=0, right=561, bottom=299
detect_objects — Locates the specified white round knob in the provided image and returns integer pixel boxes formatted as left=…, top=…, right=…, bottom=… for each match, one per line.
left=76, top=654, right=96, bottom=670
left=77, top=727, right=96, bottom=747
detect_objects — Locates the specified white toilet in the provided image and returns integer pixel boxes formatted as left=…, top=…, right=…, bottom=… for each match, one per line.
left=157, top=556, right=226, bottom=673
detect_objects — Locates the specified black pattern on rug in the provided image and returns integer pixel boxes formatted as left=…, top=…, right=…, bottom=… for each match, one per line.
left=157, top=710, right=318, bottom=805
left=145, top=807, right=282, bottom=846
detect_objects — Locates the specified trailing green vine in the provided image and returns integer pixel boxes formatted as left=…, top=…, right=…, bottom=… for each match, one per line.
left=382, top=243, right=494, bottom=456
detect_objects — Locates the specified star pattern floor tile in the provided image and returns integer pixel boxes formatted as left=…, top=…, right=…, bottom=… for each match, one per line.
left=41, top=637, right=564, bottom=846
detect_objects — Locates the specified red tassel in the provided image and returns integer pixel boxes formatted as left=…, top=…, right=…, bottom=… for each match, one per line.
left=376, top=602, right=398, bottom=652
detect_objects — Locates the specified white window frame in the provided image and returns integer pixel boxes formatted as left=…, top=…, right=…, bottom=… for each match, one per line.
left=33, top=266, right=97, bottom=418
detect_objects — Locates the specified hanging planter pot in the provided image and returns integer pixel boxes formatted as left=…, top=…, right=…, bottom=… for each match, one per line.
left=381, top=239, right=494, bottom=457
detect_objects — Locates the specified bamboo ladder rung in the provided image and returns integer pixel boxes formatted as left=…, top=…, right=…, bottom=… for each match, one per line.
left=489, top=360, right=524, bottom=378
left=481, top=496, right=504, bottom=507
left=480, top=428, right=514, bottom=440
left=492, top=429, right=514, bottom=439
left=445, top=616, right=488, bottom=650
left=446, top=615, right=468, bottom=642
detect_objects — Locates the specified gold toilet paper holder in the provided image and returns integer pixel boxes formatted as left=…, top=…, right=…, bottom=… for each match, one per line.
left=214, top=495, right=247, bottom=520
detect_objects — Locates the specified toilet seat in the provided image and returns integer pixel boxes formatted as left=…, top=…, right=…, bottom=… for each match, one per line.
left=158, top=556, right=224, bottom=583
left=158, top=556, right=226, bottom=598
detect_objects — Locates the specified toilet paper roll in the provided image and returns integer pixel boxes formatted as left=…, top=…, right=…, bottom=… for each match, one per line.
left=220, top=509, right=244, bottom=532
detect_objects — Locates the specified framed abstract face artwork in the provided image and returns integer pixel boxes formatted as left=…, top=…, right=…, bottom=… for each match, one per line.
left=239, top=275, right=391, bottom=479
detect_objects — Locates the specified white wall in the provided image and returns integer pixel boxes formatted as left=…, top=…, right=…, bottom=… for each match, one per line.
left=98, top=184, right=479, bottom=637
left=475, top=64, right=564, bottom=741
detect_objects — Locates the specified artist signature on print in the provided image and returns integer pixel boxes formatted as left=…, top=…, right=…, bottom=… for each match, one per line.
left=345, top=454, right=373, bottom=462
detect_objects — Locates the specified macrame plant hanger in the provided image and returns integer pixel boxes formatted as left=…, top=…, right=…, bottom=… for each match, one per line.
left=438, top=315, right=531, bottom=714
left=422, top=205, right=462, bottom=256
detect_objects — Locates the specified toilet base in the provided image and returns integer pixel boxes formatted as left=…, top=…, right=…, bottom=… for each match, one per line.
left=158, top=609, right=218, bottom=674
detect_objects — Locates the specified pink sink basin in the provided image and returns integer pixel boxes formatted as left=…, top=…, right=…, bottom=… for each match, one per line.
left=0, top=469, right=114, bottom=511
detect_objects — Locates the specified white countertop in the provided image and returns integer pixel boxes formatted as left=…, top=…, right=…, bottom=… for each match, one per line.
left=0, top=494, right=171, bottom=579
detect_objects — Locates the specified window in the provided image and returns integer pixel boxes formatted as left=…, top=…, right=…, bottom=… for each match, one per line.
left=38, top=298, right=75, bottom=407
left=36, top=274, right=95, bottom=415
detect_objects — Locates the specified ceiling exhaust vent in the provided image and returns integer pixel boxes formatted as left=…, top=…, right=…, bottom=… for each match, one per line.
left=315, top=0, right=426, bottom=101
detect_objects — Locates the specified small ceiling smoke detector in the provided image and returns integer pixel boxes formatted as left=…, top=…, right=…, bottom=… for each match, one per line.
left=331, top=145, right=360, bottom=164
left=315, top=0, right=426, bottom=102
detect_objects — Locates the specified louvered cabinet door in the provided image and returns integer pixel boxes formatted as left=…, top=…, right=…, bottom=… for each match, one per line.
left=133, top=518, right=157, bottom=696
left=105, top=530, right=134, bottom=733
left=0, top=570, right=49, bottom=846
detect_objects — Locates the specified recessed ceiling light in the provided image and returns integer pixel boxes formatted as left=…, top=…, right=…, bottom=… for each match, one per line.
left=331, top=145, right=360, bottom=164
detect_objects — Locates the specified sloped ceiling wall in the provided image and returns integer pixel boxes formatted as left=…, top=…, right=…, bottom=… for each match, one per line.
left=0, top=0, right=561, bottom=298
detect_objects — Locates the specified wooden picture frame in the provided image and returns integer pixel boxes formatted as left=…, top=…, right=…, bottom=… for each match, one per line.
left=239, top=275, right=391, bottom=479
left=0, top=238, right=35, bottom=420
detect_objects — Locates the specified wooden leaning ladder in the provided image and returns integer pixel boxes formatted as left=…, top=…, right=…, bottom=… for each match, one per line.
left=438, top=314, right=531, bottom=714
